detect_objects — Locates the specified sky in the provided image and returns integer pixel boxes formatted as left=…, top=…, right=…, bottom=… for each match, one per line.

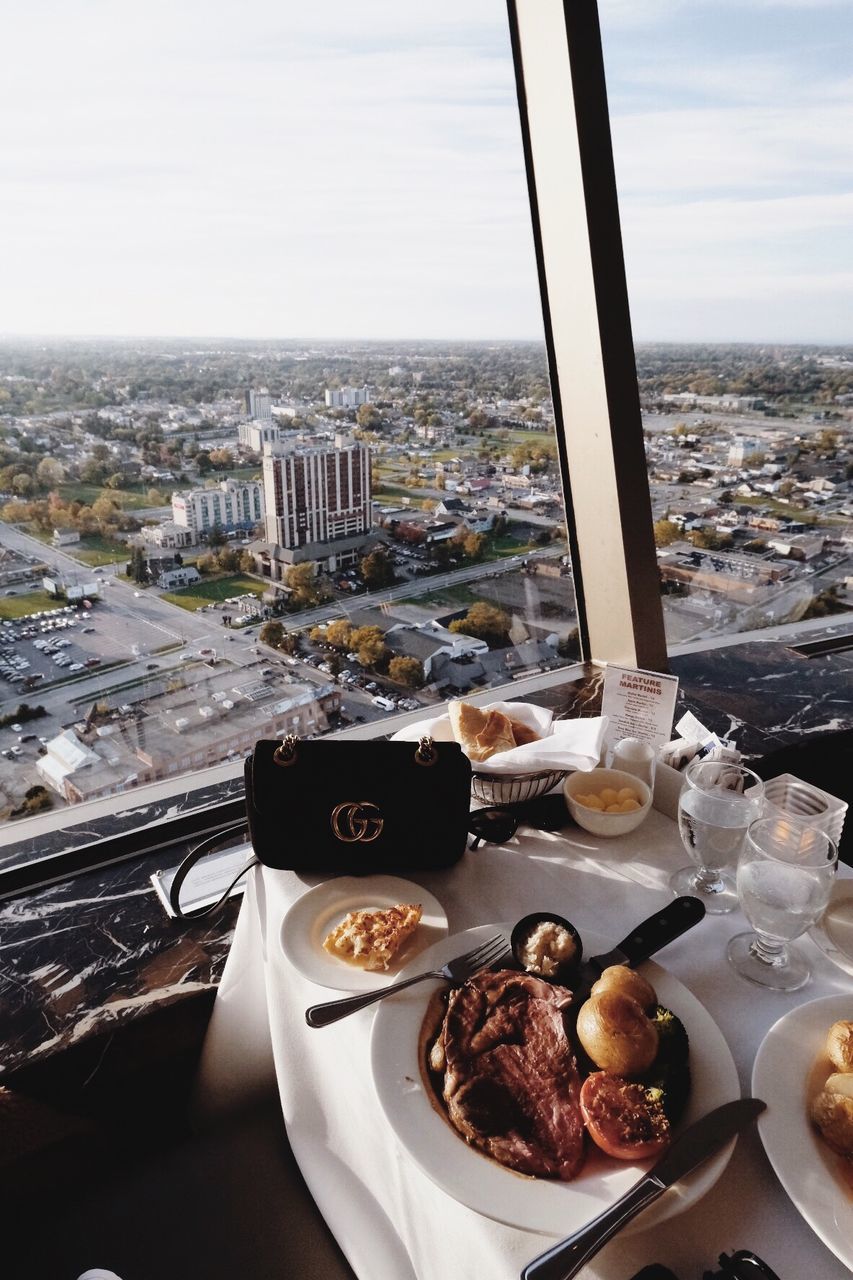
left=0, top=0, right=850, bottom=344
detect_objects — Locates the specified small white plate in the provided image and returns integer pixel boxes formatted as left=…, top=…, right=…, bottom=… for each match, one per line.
left=752, top=994, right=853, bottom=1271
left=811, top=881, right=853, bottom=977
left=281, top=876, right=448, bottom=991
left=371, top=923, right=739, bottom=1238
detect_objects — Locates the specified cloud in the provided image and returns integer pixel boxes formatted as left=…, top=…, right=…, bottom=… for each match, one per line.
left=0, top=0, right=850, bottom=341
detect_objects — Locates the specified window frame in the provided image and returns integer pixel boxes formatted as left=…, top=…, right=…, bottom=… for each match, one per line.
left=0, top=0, right=665, bottom=898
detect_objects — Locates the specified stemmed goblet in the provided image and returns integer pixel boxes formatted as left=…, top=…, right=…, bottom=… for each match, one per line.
left=670, top=759, right=764, bottom=914
left=728, top=816, right=837, bottom=991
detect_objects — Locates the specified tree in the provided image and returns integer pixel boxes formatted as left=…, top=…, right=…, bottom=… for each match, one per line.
left=690, top=530, right=733, bottom=551
left=196, top=553, right=217, bottom=575
left=80, top=460, right=108, bottom=485
left=356, top=403, right=379, bottom=429
left=238, top=550, right=255, bottom=573
left=11, top=473, right=34, bottom=496
left=350, top=625, right=389, bottom=669
left=215, top=548, right=238, bottom=573
left=92, top=494, right=119, bottom=524
left=463, top=531, right=486, bottom=560
left=207, top=523, right=226, bottom=548
left=37, top=457, right=65, bottom=488
left=286, top=561, right=325, bottom=607
left=360, top=546, right=394, bottom=589
left=388, top=656, right=424, bottom=688
left=449, top=601, right=511, bottom=647
left=653, top=519, right=680, bottom=547
left=129, top=546, right=147, bottom=584
left=325, top=619, right=353, bottom=650
left=260, top=621, right=285, bottom=648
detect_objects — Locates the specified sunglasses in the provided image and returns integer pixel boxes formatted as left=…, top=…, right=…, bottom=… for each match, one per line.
left=706, top=1252, right=782, bottom=1280
left=468, top=793, right=569, bottom=849
left=629, top=1252, right=782, bottom=1280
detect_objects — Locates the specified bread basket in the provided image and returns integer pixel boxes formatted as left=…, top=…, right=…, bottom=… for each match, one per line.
left=471, top=768, right=567, bottom=806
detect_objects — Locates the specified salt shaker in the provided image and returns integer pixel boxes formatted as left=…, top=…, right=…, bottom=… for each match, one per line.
left=611, top=737, right=656, bottom=788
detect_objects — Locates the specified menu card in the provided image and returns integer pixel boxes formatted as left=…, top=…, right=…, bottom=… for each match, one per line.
left=600, top=664, right=679, bottom=755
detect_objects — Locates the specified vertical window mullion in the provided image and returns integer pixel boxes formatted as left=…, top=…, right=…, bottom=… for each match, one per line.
left=507, top=0, right=667, bottom=670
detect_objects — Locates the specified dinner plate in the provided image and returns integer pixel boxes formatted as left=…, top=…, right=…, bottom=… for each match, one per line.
left=752, top=994, right=853, bottom=1270
left=281, top=875, right=448, bottom=992
left=811, top=881, right=853, bottom=977
left=370, top=923, right=740, bottom=1238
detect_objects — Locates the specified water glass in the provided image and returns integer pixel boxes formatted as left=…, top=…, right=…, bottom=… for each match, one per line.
left=670, top=759, right=764, bottom=913
left=727, top=817, right=837, bottom=991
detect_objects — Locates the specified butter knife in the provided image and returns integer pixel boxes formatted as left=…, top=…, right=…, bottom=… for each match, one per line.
left=568, top=895, right=706, bottom=1011
left=521, top=1097, right=766, bottom=1280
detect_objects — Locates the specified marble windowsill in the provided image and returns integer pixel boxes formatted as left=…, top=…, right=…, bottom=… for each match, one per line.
left=1, top=623, right=850, bottom=1076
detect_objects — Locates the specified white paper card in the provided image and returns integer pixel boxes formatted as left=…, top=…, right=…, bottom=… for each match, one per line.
left=601, top=665, right=679, bottom=754
left=151, top=842, right=253, bottom=918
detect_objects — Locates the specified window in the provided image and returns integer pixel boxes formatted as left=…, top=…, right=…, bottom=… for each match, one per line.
left=597, top=0, right=853, bottom=651
left=4, top=1, right=845, bottom=895
left=0, top=0, right=592, bottom=873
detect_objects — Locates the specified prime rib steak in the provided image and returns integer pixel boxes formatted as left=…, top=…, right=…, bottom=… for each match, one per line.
left=440, top=968, right=585, bottom=1180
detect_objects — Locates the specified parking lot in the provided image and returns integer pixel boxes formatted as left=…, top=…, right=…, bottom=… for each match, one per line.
left=0, top=605, right=95, bottom=694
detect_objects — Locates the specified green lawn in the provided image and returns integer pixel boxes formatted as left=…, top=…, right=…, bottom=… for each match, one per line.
left=71, top=534, right=129, bottom=566
left=490, top=534, right=539, bottom=557
left=56, top=482, right=155, bottom=510
left=161, top=574, right=266, bottom=612
left=415, top=584, right=480, bottom=609
left=0, top=590, right=64, bottom=620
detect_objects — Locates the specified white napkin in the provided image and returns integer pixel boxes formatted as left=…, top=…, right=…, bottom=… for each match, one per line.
left=392, top=701, right=609, bottom=775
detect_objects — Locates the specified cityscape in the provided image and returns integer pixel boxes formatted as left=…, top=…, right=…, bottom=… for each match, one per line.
left=0, top=338, right=850, bottom=824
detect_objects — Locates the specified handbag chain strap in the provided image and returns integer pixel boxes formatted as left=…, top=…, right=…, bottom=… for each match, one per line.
left=273, top=732, right=438, bottom=767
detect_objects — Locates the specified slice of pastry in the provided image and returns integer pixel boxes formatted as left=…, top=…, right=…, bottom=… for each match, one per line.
left=323, top=903, right=423, bottom=971
left=448, top=701, right=517, bottom=762
left=508, top=718, right=541, bottom=747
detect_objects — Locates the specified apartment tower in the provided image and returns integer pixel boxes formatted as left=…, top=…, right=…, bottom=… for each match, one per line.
left=262, top=434, right=371, bottom=551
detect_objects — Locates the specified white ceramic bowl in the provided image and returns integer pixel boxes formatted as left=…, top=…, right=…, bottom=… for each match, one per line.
left=563, top=767, right=652, bottom=837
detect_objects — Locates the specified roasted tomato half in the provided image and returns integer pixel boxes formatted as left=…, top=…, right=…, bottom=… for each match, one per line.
left=580, top=1071, right=671, bottom=1161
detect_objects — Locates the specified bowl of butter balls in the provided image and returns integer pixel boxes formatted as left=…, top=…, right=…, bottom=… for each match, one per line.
left=563, top=766, right=652, bottom=837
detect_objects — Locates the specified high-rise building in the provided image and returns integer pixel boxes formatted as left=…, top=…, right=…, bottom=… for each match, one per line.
left=260, top=434, right=371, bottom=572
left=244, top=388, right=273, bottom=420
left=172, top=477, right=264, bottom=537
left=238, top=421, right=280, bottom=451
left=324, top=385, right=372, bottom=409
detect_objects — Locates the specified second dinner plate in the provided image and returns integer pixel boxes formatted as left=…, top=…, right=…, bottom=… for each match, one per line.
left=752, top=994, right=853, bottom=1272
left=371, top=923, right=740, bottom=1238
left=281, top=875, right=448, bottom=991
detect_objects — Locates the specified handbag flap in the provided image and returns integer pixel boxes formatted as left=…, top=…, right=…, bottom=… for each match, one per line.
left=244, top=738, right=472, bottom=872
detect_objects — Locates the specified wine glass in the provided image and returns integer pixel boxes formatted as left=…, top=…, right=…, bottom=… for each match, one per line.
left=728, top=817, right=837, bottom=991
left=670, top=759, right=763, bottom=914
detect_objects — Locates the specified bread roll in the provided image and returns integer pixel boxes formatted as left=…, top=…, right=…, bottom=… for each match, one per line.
left=448, top=702, right=516, bottom=762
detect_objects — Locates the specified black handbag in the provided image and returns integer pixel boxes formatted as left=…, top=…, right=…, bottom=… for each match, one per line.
left=169, top=734, right=471, bottom=919
left=245, top=733, right=471, bottom=872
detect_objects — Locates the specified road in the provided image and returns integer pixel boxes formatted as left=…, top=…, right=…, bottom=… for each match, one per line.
left=280, top=543, right=567, bottom=631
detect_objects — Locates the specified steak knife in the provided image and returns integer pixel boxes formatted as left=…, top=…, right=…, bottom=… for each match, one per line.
left=569, top=895, right=706, bottom=1009
left=521, top=1097, right=766, bottom=1280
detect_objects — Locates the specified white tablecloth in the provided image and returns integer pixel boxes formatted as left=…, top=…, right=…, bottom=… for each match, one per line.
left=195, top=809, right=852, bottom=1280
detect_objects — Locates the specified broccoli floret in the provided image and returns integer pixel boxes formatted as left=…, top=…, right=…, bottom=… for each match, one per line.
left=642, top=1005, right=691, bottom=1122
left=650, top=1005, right=689, bottom=1066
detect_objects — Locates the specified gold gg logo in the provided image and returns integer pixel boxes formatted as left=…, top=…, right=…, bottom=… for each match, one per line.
left=330, top=801, right=384, bottom=844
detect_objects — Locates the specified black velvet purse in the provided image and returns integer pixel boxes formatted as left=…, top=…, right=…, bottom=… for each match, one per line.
left=170, top=734, right=471, bottom=918
left=244, top=734, right=472, bottom=873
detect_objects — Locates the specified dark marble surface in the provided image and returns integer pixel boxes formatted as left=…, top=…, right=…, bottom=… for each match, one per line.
left=1, top=625, right=850, bottom=1075
left=0, top=774, right=246, bottom=874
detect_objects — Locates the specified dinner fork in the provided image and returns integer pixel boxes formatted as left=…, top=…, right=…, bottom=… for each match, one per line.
left=304, top=933, right=509, bottom=1028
